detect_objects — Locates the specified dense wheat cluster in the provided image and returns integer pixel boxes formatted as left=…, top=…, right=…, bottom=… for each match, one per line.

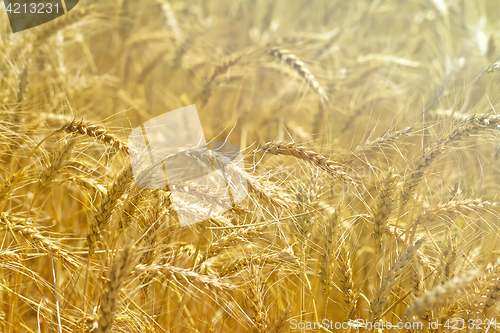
left=1, top=0, right=500, bottom=332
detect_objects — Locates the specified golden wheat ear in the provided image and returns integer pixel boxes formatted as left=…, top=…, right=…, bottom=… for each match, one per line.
left=37, top=137, right=76, bottom=195
left=87, top=163, right=135, bottom=256
left=58, top=119, right=136, bottom=156
left=400, top=114, right=500, bottom=212
left=406, top=269, right=480, bottom=318
left=320, top=207, right=340, bottom=297
left=263, top=141, right=355, bottom=184
left=97, top=245, right=138, bottom=333
left=201, top=54, right=243, bottom=103
left=371, top=169, right=397, bottom=253
left=268, top=47, right=329, bottom=101
left=370, top=238, right=425, bottom=321
left=34, top=4, right=97, bottom=43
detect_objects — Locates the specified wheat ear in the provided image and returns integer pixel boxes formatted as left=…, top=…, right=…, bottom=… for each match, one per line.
left=0, top=213, right=79, bottom=268
left=246, top=264, right=268, bottom=333
left=63, top=160, right=103, bottom=177
left=409, top=250, right=432, bottom=296
left=342, top=126, right=413, bottom=164
left=202, top=54, right=243, bottom=102
left=165, top=145, right=294, bottom=207
left=203, top=226, right=264, bottom=261
left=38, top=138, right=76, bottom=194
left=64, top=176, right=107, bottom=198
left=371, top=238, right=426, bottom=320
left=35, top=4, right=96, bottom=42
left=414, top=198, right=498, bottom=227
left=406, top=269, right=480, bottom=317
left=219, top=249, right=297, bottom=276
left=371, top=169, right=397, bottom=253
left=87, top=164, right=135, bottom=256
left=17, top=64, right=29, bottom=104
left=268, top=47, right=328, bottom=101
left=400, top=114, right=500, bottom=211
left=482, top=265, right=500, bottom=314
left=134, top=262, right=236, bottom=291
left=440, top=239, right=458, bottom=282
left=269, top=308, right=291, bottom=333
left=320, top=207, right=340, bottom=295
left=119, top=187, right=146, bottom=229
left=97, top=246, right=137, bottom=333
left=337, top=236, right=356, bottom=319
left=58, top=119, right=135, bottom=156
left=168, top=182, right=234, bottom=210
left=263, top=141, right=354, bottom=184
left=139, top=190, right=164, bottom=296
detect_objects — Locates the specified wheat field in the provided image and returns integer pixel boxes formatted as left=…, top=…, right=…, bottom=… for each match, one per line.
left=1, top=0, right=500, bottom=332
